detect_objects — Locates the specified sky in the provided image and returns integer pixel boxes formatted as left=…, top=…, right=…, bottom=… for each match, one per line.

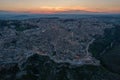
left=0, top=0, right=120, bottom=14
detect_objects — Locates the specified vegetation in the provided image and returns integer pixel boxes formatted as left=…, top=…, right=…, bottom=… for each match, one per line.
left=89, top=24, right=120, bottom=75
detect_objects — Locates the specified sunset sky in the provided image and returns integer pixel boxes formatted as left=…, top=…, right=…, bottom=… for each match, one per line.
left=0, top=0, right=120, bottom=14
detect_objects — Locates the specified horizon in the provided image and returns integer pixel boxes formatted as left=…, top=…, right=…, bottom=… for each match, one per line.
left=0, top=0, right=120, bottom=14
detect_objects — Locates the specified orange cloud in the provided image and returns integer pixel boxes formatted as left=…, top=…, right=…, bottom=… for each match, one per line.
left=26, top=6, right=88, bottom=14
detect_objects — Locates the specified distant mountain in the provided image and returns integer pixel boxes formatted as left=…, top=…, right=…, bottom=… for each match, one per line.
left=0, top=10, right=31, bottom=20
left=0, top=10, right=18, bottom=15
left=0, top=10, right=100, bottom=15
left=0, top=10, right=30, bottom=15
left=0, top=10, right=119, bottom=20
left=56, top=10, right=100, bottom=14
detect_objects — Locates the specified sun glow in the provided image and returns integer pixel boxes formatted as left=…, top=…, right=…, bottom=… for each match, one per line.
left=23, top=6, right=88, bottom=14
